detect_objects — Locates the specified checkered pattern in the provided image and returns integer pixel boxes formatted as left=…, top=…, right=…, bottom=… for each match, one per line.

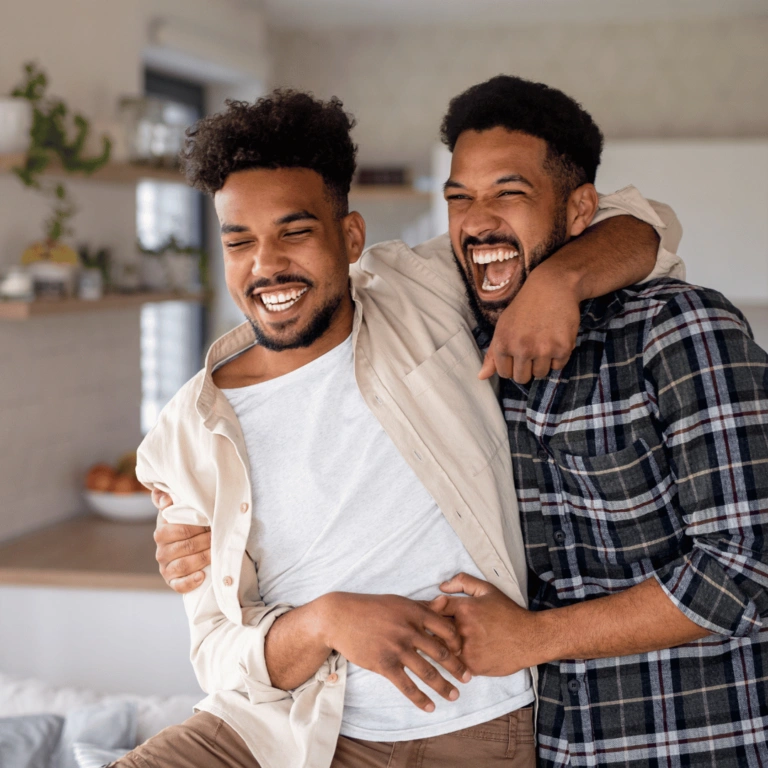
left=496, top=279, right=768, bottom=767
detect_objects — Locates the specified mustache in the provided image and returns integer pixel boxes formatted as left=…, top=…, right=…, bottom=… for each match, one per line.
left=245, top=274, right=314, bottom=299
left=461, top=233, right=521, bottom=256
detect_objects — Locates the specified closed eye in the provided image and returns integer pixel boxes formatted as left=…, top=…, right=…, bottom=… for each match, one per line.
left=285, top=228, right=313, bottom=237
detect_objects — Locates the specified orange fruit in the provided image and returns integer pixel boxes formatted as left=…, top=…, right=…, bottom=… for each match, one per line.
left=85, top=464, right=116, bottom=491
left=112, top=475, right=136, bottom=495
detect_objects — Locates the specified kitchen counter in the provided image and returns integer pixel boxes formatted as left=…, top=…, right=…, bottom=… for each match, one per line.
left=0, top=515, right=166, bottom=590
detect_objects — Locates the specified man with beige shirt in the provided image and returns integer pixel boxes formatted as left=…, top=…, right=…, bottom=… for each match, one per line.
left=118, top=83, right=680, bottom=768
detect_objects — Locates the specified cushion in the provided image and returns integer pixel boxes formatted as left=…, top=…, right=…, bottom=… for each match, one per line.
left=55, top=700, right=136, bottom=768
left=0, top=713, right=65, bottom=768
left=73, top=742, right=129, bottom=768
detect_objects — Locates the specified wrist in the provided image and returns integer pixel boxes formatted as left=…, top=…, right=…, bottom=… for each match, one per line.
left=529, top=606, right=568, bottom=666
left=531, top=254, right=587, bottom=304
left=311, top=592, right=340, bottom=653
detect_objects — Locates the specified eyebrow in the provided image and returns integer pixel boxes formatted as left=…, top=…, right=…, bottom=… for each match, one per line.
left=443, top=174, right=534, bottom=192
left=276, top=210, right=319, bottom=225
left=220, top=210, right=319, bottom=235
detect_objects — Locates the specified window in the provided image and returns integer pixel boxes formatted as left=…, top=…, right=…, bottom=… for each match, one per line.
left=139, top=70, right=206, bottom=433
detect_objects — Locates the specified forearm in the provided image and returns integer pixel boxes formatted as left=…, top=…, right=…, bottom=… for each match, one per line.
left=538, top=215, right=659, bottom=302
left=264, top=595, right=333, bottom=690
left=535, top=577, right=711, bottom=664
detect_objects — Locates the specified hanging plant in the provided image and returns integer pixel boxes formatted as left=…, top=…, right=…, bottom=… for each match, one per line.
left=10, top=62, right=111, bottom=257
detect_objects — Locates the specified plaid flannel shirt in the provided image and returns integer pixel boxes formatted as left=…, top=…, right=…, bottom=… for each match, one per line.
left=495, top=278, right=768, bottom=767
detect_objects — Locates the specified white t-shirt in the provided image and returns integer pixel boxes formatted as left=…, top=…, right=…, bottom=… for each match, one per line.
left=222, top=335, right=533, bottom=741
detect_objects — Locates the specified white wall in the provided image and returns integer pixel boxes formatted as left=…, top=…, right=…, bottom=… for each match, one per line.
left=271, top=16, right=768, bottom=176
left=596, top=140, right=768, bottom=303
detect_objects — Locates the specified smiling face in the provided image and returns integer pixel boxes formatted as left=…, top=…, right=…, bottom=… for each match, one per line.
left=445, top=127, right=570, bottom=331
left=215, top=167, right=364, bottom=351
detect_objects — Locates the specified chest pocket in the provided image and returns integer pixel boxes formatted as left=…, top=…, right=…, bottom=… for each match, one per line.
left=403, top=327, right=506, bottom=477
left=552, top=438, right=684, bottom=565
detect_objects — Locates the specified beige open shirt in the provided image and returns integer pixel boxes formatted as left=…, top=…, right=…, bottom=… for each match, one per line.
left=137, top=187, right=684, bottom=768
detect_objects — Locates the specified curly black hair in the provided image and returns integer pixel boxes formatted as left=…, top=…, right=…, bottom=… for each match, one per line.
left=441, top=75, right=604, bottom=195
left=180, top=90, right=358, bottom=217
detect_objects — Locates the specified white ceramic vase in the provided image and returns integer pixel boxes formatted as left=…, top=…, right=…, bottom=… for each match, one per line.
left=0, top=98, right=32, bottom=153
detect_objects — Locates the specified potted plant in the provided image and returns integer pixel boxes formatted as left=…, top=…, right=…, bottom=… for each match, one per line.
left=139, top=236, right=208, bottom=293
left=10, top=62, right=111, bottom=296
left=77, top=244, right=111, bottom=300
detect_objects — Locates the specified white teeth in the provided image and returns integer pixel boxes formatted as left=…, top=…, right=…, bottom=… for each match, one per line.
left=260, top=286, right=308, bottom=311
left=482, top=276, right=512, bottom=292
left=471, top=249, right=519, bottom=265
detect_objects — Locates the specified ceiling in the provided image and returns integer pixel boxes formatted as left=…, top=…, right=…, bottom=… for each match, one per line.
left=259, top=0, right=768, bottom=28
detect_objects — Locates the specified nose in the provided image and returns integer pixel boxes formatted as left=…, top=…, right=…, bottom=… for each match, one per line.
left=250, top=243, right=290, bottom=279
left=460, top=199, right=504, bottom=240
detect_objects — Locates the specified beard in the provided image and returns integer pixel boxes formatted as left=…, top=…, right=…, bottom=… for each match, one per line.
left=451, top=203, right=569, bottom=334
left=244, top=275, right=347, bottom=352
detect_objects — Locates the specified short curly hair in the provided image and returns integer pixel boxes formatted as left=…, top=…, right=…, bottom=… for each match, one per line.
left=180, top=90, right=358, bottom=217
left=441, top=75, right=603, bottom=195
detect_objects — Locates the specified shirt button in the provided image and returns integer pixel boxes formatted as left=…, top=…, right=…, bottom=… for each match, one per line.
left=326, top=673, right=339, bottom=684
left=567, top=679, right=581, bottom=694
left=553, top=530, right=567, bottom=545
left=240, top=502, right=249, bottom=514
left=537, top=449, right=549, bottom=461
left=223, top=576, right=233, bottom=587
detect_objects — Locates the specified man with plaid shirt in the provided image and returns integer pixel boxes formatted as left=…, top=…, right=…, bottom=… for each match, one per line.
left=431, top=78, right=768, bottom=766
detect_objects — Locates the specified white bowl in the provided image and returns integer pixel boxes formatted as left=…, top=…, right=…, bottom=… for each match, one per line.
left=84, top=491, right=157, bottom=522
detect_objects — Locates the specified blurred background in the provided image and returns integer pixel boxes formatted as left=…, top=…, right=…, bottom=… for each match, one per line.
left=0, top=0, right=766, bottom=748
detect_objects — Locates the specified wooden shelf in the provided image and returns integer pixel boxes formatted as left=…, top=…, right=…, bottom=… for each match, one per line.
left=0, top=152, right=185, bottom=184
left=1, top=153, right=432, bottom=199
left=0, top=291, right=204, bottom=320
left=0, top=515, right=166, bottom=591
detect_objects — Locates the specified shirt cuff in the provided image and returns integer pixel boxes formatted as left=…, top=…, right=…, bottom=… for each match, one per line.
left=653, top=548, right=762, bottom=637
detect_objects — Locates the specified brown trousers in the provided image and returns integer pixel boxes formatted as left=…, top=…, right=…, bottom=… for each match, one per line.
left=109, top=707, right=535, bottom=768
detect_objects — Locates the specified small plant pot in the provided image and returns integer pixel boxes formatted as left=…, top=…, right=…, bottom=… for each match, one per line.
left=79, top=268, right=104, bottom=300
left=27, top=261, right=78, bottom=299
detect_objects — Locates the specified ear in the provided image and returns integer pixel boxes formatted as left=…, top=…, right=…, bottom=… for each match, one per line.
left=341, top=211, right=366, bottom=265
left=566, top=183, right=599, bottom=238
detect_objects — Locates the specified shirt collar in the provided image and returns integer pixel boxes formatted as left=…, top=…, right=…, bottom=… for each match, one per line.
left=195, top=284, right=363, bottom=424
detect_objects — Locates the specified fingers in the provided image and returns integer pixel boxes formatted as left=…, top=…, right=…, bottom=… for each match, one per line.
left=512, top=356, right=533, bottom=384
left=151, top=489, right=172, bottom=511
left=385, top=665, right=436, bottom=712
left=550, top=355, right=570, bottom=371
left=440, top=572, right=492, bottom=597
left=531, top=356, right=555, bottom=380
left=421, top=609, right=462, bottom=655
left=168, top=571, right=206, bottom=595
left=154, top=523, right=210, bottom=546
left=478, top=350, right=497, bottom=381
left=401, top=650, right=460, bottom=703
left=160, top=545, right=211, bottom=579
left=412, top=632, right=471, bottom=684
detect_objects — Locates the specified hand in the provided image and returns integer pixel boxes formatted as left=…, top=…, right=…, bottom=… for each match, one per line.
left=152, top=489, right=211, bottom=594
left=479, top=260, right=581, bottom=383
left=430, top=573, right=548, bottom=677
left=318, top=592, right=472, bottom=712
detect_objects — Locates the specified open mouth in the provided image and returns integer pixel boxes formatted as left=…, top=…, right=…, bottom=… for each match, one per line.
left=470, top=248, right=520, bottom=299
left=256, top=285, right=309, bottom=313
